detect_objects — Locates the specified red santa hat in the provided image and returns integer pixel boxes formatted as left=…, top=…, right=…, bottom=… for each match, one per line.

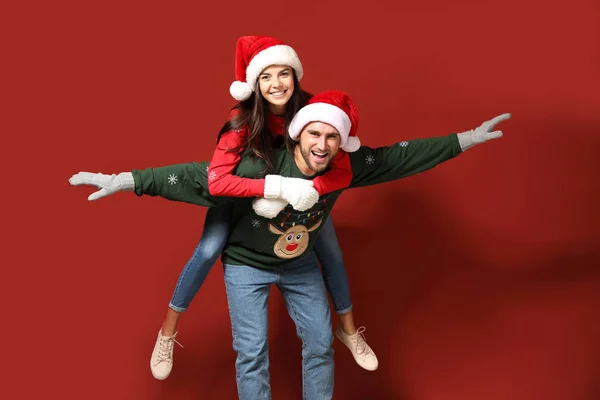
left=288, top=90, right=361, bottom=152
left=229, top=36, right=304, bottom=101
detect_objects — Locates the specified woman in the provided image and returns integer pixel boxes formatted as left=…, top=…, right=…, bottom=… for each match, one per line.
left=151, top=36, right=378, bottom=379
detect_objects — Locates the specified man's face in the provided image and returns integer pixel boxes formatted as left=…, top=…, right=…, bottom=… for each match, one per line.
left=296, top=122, right=341, bottom=174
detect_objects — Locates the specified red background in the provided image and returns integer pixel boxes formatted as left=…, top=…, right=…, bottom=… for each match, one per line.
left=4, top=0, right=600, bottom=399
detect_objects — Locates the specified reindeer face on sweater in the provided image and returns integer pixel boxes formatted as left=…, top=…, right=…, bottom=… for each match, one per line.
left=268, top=218, right=323, bottom=259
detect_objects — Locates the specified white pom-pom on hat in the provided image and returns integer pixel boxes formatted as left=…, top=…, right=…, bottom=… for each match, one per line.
left=229, top=81, right=253, bottom=101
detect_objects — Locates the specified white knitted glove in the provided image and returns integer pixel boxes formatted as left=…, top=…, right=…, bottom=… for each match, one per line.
left=69, top=171, right=135, bottom=201
left=252, top=197, right=288, bottom=218
left=263, top=175, right=320, bottom=212
left=457, top=113, right=511, bottom=151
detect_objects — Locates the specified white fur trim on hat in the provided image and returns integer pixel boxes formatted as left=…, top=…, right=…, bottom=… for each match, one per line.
left=245, top=45, right=303, bottom=92
left=230, top=81, right=253, bottom=101
left=289, top=102, right=352, bottom=144
left=341, top=135, right=361, bottom=152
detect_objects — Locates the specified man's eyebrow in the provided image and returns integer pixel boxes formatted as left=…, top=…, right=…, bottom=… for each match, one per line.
left=306, top=129, right=321, bottom=134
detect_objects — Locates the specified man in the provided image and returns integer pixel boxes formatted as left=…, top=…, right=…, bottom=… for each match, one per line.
left=70, top=90, right=510, bottom=399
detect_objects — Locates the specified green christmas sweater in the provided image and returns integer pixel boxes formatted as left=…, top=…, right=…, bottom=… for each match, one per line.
left=132, top=135, right=462, bottom=268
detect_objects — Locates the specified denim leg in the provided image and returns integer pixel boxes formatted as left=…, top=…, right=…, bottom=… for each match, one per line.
left=223, top=264, right=275, bottom=400
left=169, top=204, right=233, bottom=312
left=313, top=217, right=353, bottom=314
left=278, top=252, right=334, bottom=400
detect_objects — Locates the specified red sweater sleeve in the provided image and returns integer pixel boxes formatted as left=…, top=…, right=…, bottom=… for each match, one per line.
left=312, top=150, right=353, bottom=195
left=207, top=123, right=265, bottom=198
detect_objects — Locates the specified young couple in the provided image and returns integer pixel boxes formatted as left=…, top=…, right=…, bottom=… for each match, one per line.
left=70, top=35, right=510, bottom=399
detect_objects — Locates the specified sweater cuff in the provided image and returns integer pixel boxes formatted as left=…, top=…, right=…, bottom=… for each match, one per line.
left=263, top=175, right=282, bottom=198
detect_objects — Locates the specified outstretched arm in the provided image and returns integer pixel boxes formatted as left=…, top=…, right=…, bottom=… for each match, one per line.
left=70, top=159, right=319, bottom=217
left=69, top=162, right=228, bottom=207
left=350, top=113, right=511, bottom=188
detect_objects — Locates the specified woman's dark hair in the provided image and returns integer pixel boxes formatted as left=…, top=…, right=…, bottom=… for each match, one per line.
left=216, top=71, right=313, bottom=175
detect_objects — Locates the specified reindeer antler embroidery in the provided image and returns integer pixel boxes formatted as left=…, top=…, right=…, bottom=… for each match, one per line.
left=268, top=218, right=323, bottom=259
left=274, top=194, right=332, bottom=231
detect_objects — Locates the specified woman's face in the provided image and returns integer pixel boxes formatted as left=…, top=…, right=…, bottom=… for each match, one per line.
left=258, top=65, right=295, bottom=115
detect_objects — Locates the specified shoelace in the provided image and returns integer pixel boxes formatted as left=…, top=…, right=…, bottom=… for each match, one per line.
left=154, top=334, right=184, bottom=366
left=351, top=326, right=372, bottom=356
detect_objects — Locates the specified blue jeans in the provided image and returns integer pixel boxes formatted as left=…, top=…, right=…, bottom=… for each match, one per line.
left=224, top=252, right=334, bottom=400
left=314, top=217, right=353, bottom=314
left=169, top=204, right=233, bottom=312
left=169, top=208, right=353, bottom=314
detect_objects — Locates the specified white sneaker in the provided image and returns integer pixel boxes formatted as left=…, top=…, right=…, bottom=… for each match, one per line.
left=150, top=329, right=183, bottom=380
left=335, top=325, right=379, bottom=371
